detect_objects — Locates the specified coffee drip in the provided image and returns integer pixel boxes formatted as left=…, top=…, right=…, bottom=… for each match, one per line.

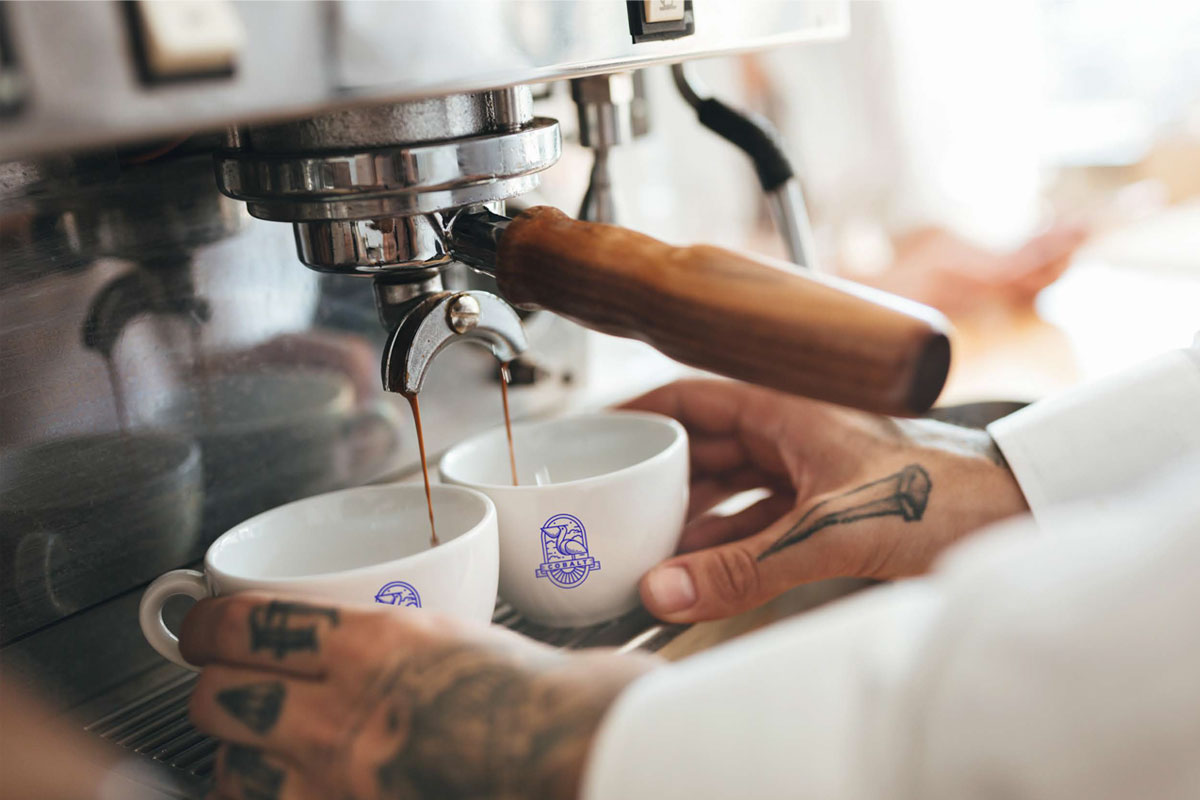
left=403, top=393, right=439, bottom=548
left=499, top=361, right=518, bottom=487
left=406, top=360, right=520, bottom=549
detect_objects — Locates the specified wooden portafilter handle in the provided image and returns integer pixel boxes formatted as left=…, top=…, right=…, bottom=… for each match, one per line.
left=491, top=206, right=952, bottom=416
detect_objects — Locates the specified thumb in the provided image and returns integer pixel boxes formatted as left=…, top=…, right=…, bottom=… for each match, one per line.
left=638, top=489, right=880, bottom=622
left=639, top=541, right=773, bottom=623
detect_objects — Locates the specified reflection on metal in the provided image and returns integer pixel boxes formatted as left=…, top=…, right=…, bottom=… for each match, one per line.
left=293, top=216, right=453, bottom=275
left=216, top=116, right=560, bottom=224
left=572, top=72, right=648, bottom=224
left=766, top=179, right=819, bottom=270
left=447, top=206, right=512, bottom=274
left=215, top=92, right=557, bottom=295
left=0, top=434, right=203, bottom=641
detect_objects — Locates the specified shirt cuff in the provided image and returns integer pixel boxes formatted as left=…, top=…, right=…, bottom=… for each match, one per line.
left=987, top=347, right=1200, bottom=534
left=579, top=583, right=942, bottom=800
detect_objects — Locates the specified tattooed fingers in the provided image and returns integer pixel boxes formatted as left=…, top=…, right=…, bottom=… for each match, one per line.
left=190, top=666, right=356, bottom=765
left=640, top=464, right=934, bottom=622
left=210, top=744, right=322, bottom=800
left=179, top=594, right=442, bottom=681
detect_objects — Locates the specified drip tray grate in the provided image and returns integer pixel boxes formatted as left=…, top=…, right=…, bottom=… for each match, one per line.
left=83, top=603, right=684, bottom=781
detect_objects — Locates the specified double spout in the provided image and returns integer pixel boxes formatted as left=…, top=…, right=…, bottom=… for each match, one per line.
left=380, top=286, right=527, bottom=396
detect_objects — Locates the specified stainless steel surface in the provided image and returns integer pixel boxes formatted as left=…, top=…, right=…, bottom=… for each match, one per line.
left=382, top=291, right=528, bottom=395
left=579, top=150, right=617, bottom=224
left=488, top=87, right=534, bottom=133
left=0, top=1, right=847, bottom=160
left=448, top=206, right=512, bottom=273
left=572, top=72, right=649, bottom=224
left=572, top=73, right=637, bottom=150
left=293, top=216, right=453, bottom=274
left=215, top=116, right=561, bottom=224
left=244, top=93, right=523, bottom=153
left=373, top=271, right=447, bottom=328
left=216, top=92, right=557, bottom=281
left=447, top=293, right=482, bottom=334
left=767, top=179, right=819, bottom=269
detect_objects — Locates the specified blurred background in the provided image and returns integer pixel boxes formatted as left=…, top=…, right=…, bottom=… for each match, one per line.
left=536, top=0, right=1200, bottom=406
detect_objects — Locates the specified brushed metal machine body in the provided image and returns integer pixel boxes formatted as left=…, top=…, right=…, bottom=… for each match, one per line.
left=0, top=3, right=860, bottom=794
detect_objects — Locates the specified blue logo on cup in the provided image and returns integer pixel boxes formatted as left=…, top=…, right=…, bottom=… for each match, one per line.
left=374, top=581, right=421, bottom=608
left=535, top=513, right=600, bottom=589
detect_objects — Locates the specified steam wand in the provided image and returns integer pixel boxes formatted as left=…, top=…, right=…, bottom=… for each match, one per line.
left=671, top=63, right=817, bottom=271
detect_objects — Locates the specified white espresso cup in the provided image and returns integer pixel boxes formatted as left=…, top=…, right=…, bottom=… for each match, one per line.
left=139, top=484, right=498, bottom=669
left=440, top=411, right=688, bottom=627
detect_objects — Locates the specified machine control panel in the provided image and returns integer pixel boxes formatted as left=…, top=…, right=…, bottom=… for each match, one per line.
left=643, top=1, right=686, bottom=24
left=0, top=1, right=847, bottom=159
left=127, top=0, right=243, bottom=83
left=628, top=0, right=694, bottom=43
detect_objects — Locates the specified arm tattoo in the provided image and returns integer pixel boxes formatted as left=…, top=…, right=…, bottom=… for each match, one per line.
left=759, top=464, right=932, bottom=560
left=224, top=744, right=283, bottom=800
left=357, top=648, right=616, bottom=800
left=248, top=601, right=340, bottom=659
left=217, top=681, right=284, bottom=735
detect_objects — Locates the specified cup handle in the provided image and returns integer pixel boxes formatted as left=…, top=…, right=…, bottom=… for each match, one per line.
left=138, top=569, right=211, bottom=671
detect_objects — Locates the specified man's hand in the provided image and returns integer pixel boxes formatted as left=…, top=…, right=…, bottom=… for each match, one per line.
left=624, top=380, right=1029, bottom=622
left=854, top=224, right=1087, bottom=317
left=182, top=596, right=654, bottom=800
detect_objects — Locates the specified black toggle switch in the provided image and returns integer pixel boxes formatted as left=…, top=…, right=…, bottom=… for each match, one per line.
left=627, top=0, right=694, bottom=44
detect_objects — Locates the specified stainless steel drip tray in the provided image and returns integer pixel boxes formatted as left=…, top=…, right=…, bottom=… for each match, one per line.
left=77, top=602, right=686, bottom=796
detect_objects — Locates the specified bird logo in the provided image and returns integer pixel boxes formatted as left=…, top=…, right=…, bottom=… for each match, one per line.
left=535, top=513, right=600, bottom=588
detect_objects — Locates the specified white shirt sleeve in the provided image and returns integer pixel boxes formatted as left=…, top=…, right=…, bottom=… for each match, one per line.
left=987, top=345, right=1200, bottom=532
left=580, top=345, right=1200, bottom=800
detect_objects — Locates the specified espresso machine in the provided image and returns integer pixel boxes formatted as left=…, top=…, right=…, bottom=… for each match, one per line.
left=0, top=2, right=951, bottom=794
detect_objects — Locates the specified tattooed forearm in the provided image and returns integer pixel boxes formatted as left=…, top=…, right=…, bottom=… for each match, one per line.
left=224, top=744, right=284, bottom=800
left=759, top=464, right=932, bottom=560
left=249, top=601, right=340, bottom=659
left=360, top=647, right=635, bottom=800
left=217, top=681, right=284, bottom=735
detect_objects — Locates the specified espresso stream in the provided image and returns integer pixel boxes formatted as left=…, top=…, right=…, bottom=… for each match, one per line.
left=404, top=393, right=439, bottom=547
left=499, top=361, right=519, bottom=487
left=406, top=363, right=520, bottom=549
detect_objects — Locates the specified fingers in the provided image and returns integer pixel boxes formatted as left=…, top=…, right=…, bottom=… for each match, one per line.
left=1014, top=224, right=1087, bottom=272
left=640, top=496, right=875, bottom=623
left=621, top=380, right=784, bottom=439
left=621, top=380, right=794, bottom=478
left=689, top=435, right=748, bottom=476
left=210, top=743, right=321, bottom=800
left=1000, top=225, right=1088, bottom=298
left=679, top=492, right=796, bottom=553
left=190, top=666, right=348, bottom=764
left=180, top=594, right=432, bottom=680
left=686, top=467, right=777, bottom=520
